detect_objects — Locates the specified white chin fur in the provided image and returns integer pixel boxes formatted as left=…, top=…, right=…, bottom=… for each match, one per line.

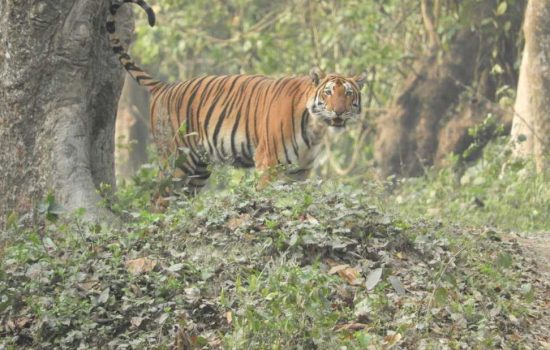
left=328, top=126, right=346, bottom=135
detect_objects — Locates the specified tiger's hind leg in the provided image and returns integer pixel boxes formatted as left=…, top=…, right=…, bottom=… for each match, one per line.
left=184, top=159, right=211, bottom=195
left=285, top=167, right=312, bottom=181
left=175, top=133, right=211, bottom=196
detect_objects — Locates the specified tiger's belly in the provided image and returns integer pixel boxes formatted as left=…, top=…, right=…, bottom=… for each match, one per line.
left=199, top=127, right=256, bottom=168
left=197, top=125, right=323, bottom=173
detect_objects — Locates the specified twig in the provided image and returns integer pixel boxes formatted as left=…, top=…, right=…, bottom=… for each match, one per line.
left=325, top=126, right=372, bottom=176
left=423, top=245, right=467, bottom=323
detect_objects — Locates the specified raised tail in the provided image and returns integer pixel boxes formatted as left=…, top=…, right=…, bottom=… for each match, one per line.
left=106, top=0, right=163, bottom=92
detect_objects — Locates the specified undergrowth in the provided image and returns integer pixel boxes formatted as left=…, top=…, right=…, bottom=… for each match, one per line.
left=1, top=155, right=547, bottom=348
left=388, top=137, right=550, bottom=232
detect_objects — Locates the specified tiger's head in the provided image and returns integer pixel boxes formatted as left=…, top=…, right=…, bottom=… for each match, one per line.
left=307, top=68, right=366, bottom=128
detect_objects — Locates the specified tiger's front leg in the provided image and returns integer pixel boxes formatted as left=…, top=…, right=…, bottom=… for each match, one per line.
left=254, top=140, right=280, bottom=189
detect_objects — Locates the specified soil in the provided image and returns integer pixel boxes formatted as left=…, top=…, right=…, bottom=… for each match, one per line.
left=506, top=232, right=550, bottom=349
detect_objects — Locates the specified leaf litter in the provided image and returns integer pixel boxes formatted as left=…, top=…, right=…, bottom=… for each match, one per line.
left=0, top=180, right=548, bottom=349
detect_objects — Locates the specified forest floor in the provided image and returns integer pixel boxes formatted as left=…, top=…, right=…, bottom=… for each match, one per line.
left=504, top=232, right=550, bottom=349
left=513, top=233, right=550, bottom=275
left=1, top=174, right=549, bottom=349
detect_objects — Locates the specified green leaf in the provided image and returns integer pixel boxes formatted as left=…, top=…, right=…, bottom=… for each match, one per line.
left=496, top=2, right=507, bottom=16
left=434, top=287, right=448, bottom=306
left=496, top=252, right=513, bottom=269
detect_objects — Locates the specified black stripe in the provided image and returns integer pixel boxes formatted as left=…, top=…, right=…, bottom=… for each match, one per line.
left=112, top=46, right=124, bottom=54
left=230, top=77, right=256, bottom=157
left=191, top=76, right=221, bottom=133
left=240, top=143, right=254, bottom=166
left=262, top=80, right=280, bottom=150
left=162, top=82, right=181, bottom=128
left=169, top=81, right=192, bottom=130
left=211, top=76, right=245, bottom=158
left=190, top=173, right=211, bottom=180
left=172, top=81, right=193, bottom=130
left=271, top=135, right=281, bottom=164
left=242, top=77, right=266, bottom=157
left=123, top=62, right=137, bottom=71
left=136, top=75, right=153, bottom=84
left=251, top=80, right=268, bottom=144
left=300, top=110, right=311, bottom=149
left=202, top=76, right=233, bottom=156
left=280, top=122, right=291, bottom=164
left=287, top=80, right=304, bottom=96
left=289, top=101, right=299, bottom=159
left=272, top=78, right=292, bottom=99
left=106, top=21, right=116, bottom=33
left=109, top=4, right=120, bottom=15
left=184, top=75, right=212, bottom=133
left=118, top=53, right=131, bottom=61
left=179, top=161, right=194, bottom=175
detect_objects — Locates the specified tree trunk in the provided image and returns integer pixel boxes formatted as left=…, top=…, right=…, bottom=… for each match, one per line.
left=115, top=75, right=150, bottom=179
left=374, top=1, right=520, bottom=178
left=511, top=0, right=550, bottom=173
left=0, top=1, right=133, bottom=226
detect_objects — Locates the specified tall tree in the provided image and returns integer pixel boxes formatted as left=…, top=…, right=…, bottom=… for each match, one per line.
left=115, top=75, right=150, bottom=179
left=511, top=0, right=550, bottom=173
left=0, top=1, right=132, bottom=226
left=374, top=0, right=522, bottom=177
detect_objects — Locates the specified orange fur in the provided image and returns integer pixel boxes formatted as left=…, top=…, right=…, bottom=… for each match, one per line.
left=107, top=1, right=365, bottom=193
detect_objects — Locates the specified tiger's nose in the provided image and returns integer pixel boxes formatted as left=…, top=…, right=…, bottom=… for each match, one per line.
left=334, top=108, right=345, bottom=116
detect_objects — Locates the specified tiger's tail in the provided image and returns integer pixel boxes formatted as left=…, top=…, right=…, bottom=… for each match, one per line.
left=106, top=0, right=163, bottom=92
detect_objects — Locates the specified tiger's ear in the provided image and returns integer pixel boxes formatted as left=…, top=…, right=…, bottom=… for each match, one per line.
left=353, top=72, right=367, bottom=89
left=310, top=67, right=325, bottom=86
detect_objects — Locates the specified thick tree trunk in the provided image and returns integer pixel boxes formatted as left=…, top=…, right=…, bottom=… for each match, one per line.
left=374, top=1, right=520, bottom=178
left=374, top=32, right=481, bottom=177
left=0, top=1, right=132, bottom=226
left=511, top=0, right=550, bottom=172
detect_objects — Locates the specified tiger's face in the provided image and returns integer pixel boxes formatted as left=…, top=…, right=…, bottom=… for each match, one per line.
left=308, top=69, right=366, bottom=128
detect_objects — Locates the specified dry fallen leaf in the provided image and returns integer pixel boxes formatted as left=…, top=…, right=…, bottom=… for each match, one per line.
left=6, top=317, right=33, bottom=331
left=226, top=311, right=233, bottom=325
left=328, top=264, right=350, bottom=275
left=131, top=316, right=144, bottom=328
left=338, top=266, right=362, bottom=285
left=172, top=324, right=192, bottom=350
left=334, top=322, right=370, bottom=332
left=227, top=214, right=251, bottom=231
left=383, top=332, right=402, bottom=348
left=125, top=257, right=157, bottom=275
left=327, top=260, right=362, bottom=285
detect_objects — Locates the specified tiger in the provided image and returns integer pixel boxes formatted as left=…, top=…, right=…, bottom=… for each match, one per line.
left=107, top=0, right=365, bottom=194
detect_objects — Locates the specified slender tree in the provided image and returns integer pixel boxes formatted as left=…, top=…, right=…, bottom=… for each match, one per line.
left=0, top=1, right=132, bottom=226
left=511, top=0, right=550, bottom=173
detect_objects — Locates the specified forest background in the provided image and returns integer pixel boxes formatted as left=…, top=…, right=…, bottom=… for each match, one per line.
left=1, top=0, right=549, bottom=348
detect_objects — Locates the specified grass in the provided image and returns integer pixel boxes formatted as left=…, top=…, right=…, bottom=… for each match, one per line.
left=1, top=148, right=548, bottom=349
left=386, top=137, right=550, bottom=232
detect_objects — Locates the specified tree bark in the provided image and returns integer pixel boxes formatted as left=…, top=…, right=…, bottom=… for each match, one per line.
left=0, top=1, right=132, bottom=226
left=511, top=0, right=550, bottom=172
